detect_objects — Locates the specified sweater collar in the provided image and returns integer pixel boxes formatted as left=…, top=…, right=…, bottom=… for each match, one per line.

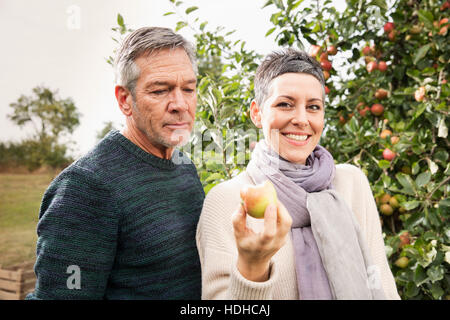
left=106, top=130, right=190, bottom=170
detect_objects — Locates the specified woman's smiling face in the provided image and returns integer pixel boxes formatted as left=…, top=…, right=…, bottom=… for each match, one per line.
left=250, top=72, right=325, bottom=164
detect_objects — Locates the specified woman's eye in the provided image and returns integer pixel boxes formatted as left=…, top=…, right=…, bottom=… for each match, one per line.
left=276, top=102, right=292, bottom=108
left=308, top=104, right=322, bottom=111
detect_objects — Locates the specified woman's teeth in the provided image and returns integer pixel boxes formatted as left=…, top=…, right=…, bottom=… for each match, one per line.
left=285, top=134, right=308, bottom=141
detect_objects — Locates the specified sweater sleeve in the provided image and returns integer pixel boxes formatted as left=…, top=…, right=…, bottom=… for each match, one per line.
left=26, top=165, right=119, bottom=300
left=356, top=168, right=401, bottom=300
left=196, top=181, right=279, bottom=300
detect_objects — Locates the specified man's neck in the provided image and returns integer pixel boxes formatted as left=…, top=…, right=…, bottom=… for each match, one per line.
left=120, top=126, right=174, bottom=160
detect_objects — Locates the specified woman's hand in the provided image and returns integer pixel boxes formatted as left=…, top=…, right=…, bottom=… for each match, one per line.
left=232, top=200, right=292, bottom=282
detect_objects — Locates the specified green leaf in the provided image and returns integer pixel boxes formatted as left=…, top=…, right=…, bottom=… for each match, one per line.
left=265, top=27, right=276, bottom=37
left=430, top=282, right=444, bottom=299
left=413, top=44, right=431, bottom=65
left=403, top=200, right=421, bottom=210
left=117, top=14, right=124, bottom=27
left=163, top=12, right=175, bottom=16
left=185, top=6, right=198, bottom=14
left=417, top=10, right=434, bottom=29
left=396, top=173, right=416, bottom=194
left=416, top=171, right=431, bottom=188
left=370, top=0, right=387, bottom=11
left=175, top=21, right=187, bottom=31
left=412, top=162, right=420, bottom=175
left=378, top=159, right=391, bottom=169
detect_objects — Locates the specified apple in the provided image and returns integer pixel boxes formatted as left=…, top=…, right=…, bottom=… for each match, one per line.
left=320, top=52, right=328, bottom=61
left=362, top=45, right=372, bottom=56
left=384, top=22, right=395, bottom=33
left=379, top=193, right=391, bottom=204
left=439, top=26, right=448, bottom=35
left=325, top=86, right=330, bottom=95
left=359, top=106, right=370, bottom=117
left=323, top=70, right=330, bottom=80
left=380, top=129, right=392, bottom=139
left=321, top=60, right=332, bottom=71
left=414, top=86, right=426, bottom=102
left=366, top=61, right=377, bottom=73
left=380, top=203, right=394, bottom=216
left=308, top=44, right=322, bottom=57
left=378, top=61, right=388, bottom=72
left=388, top=30, right=396, bottom=41
left=375, top=88, right=388, bottom=99
left=240, top=180, right=278, bottom=219
left=399, top=231, right=411, bottom=248
left=383, top=148, right=396, bottom=161
left=394, top=257, right=409, bottom=269
left=371, top=103, right=384, bottom=116
left=389, top=196, right=400, bottom=209
left=390, top=136, right=400, bottom=145
left=327, top=45, right=337, bottom=55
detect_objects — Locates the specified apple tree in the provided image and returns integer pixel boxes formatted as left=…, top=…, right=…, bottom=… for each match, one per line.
left=113, top=0, right=449, bottom=299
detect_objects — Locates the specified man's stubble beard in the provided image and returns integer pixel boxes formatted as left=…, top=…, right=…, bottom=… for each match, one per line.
left=132, top=100, right=192, bottom=149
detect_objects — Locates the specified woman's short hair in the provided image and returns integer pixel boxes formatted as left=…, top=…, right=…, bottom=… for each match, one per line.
left=254, top=48, right=325, bottom=105
left=114, top=27, right=197, bottom=98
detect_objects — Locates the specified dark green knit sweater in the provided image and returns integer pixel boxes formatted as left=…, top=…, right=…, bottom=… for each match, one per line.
left=26, top=130, right=205, bottom=299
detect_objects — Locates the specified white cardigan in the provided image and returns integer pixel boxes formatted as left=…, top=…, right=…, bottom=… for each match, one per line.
left=196, top=164, right=401, bottom=300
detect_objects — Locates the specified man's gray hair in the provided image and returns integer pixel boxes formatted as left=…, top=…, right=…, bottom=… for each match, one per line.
left=114, top=26, right=197, bottom=97
left=254, top=48, right=325, bottom=105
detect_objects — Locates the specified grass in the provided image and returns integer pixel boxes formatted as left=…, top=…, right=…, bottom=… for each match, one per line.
left=0, top=173, right=54, bottom=268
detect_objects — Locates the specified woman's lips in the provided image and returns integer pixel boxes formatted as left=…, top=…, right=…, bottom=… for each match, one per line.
left=281, top=132, right=311, bottom=146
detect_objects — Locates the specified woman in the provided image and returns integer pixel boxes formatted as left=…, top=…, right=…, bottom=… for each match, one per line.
left=196, top=48, right=400, bottom=300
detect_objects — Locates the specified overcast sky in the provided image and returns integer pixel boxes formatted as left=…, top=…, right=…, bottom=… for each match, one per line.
left=0, top=0, right=346, bottom=158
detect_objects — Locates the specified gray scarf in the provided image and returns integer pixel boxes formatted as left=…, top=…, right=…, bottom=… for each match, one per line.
left=246, top=140, right=386, bottom=300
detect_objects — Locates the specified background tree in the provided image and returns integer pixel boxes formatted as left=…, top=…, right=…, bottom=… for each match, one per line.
left=7, top=86, right=81, bottom=170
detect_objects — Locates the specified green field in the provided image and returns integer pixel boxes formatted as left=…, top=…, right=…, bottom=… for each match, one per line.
left=0, top=173, right=54, bottom=268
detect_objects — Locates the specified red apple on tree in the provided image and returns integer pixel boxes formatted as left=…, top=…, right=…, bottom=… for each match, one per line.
left=308, top=44, right=322, bottom=57
left=378, top=61, right=388, bottom=72
left=327, top=45, right=337, bottom=55
left=321, top=60, right=332, bottom=71
left=371, top=103, right=384, bottom=116
left=383, top=148, right=396, bottom=161
left=384, top=22, right=395, bottom=33
left=375, top=88, right=389, bottom=99
left=366, top=61, right=377, bottom=73
left=414, top=86, right=426, bottom=102
left=323, top=70, right=330, bottom=80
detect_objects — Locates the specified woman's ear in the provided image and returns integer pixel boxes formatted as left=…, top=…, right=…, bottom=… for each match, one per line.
left=250, top=100, right=263, bottom=128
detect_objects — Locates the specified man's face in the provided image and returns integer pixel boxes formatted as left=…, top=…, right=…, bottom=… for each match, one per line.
left=129, top=48, right=197, bottom=156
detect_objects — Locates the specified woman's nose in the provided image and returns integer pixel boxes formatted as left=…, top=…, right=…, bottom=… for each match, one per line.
left=291, top=106, right=308, bottom=127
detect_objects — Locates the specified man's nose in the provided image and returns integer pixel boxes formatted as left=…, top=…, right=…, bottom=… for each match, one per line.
left=168, top=88, right=189, bottom=113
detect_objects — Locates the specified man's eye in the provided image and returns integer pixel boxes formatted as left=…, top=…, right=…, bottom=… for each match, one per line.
left=184, top=88, right=195, bottom=93
left=152, top=90, right=167, bottom=95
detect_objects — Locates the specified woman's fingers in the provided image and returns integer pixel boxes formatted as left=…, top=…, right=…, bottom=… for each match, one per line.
left=232, top=203, right=247, bottom=237
left=262, top=204, right=277, bottom=242
left=277, top=200, right=293, bottom=235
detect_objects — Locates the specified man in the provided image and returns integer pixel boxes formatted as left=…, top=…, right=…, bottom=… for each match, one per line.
left=26, top=27, right=204, bottom=299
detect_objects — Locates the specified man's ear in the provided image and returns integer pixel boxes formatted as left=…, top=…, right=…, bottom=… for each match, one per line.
left=115, top=85, right=134, bottom=117
left=250, top=100, right=263, bottom=128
